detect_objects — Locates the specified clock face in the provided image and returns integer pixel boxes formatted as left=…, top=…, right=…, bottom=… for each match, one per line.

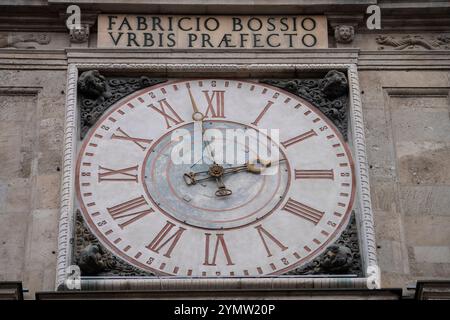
left=76, top=79, right=355, bottom=276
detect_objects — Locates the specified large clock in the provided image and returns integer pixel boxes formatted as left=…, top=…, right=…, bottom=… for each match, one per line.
left=76, top=79, right=355, bottom=277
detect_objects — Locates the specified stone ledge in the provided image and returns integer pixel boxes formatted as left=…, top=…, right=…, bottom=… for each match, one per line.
left=0, top=49, right=67, bottom=70
left=36, top=288, right=402, bottom=300
left=415, top=280, right=450, bottom=300
left=0, top=282, right=24, bottom=300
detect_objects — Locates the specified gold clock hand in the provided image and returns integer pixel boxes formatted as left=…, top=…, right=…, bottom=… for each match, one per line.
left=182, top=159, right=287, bottom=185
left=187, top=86, right=205, bottom=121
left=186, top=86, right=220, bottom=166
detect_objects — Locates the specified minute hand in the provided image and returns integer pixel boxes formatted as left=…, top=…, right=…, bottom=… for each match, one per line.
left=183, top=159, right=286, bottom=185
left=224, top=158, right=286, bottom=174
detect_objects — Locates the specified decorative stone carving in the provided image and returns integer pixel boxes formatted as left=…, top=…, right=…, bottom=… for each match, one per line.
left=77, top=244, right=105, bottom=275
left=320, top=70, right=349, bottom=99
left=74, top=210, right=154, bottom=276
left=334, top=25, right=355, bottom=44
left=69, top=24, right=90, bottom=43
left=0, top=33, right=51, bottom=49
left=285, top=213, right=362, bottom=276
left=260, top=70, right=349, bottom=139
left=78, top=70, right=167, bottom=138
left=78, top=70, right=111, bottom=101
left=376, top=34, right=450, bottom=50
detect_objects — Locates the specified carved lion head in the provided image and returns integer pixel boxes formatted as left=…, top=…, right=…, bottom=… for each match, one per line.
left=320, top=70, right=348, bottom=99
left=78, top=70, right=108, bottom=99
left=321, top=244, right=353, bottom=272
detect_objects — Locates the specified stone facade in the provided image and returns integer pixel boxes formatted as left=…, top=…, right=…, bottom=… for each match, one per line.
left=0, top=1, right=449, bottom=299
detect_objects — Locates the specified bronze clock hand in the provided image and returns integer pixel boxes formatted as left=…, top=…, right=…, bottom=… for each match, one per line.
left=184, top=163, right=232, bottom=197
left=187, top=86, right=219, bottom=166
left=182, top=159, right=286, bottom=185
left=187, top=86, right=205, bottom=121
left=209, top=164, right=232, bottom=197
left=214, top=176, right=232, bottom=197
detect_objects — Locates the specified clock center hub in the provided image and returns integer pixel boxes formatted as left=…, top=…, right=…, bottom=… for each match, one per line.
left=208, top=164, right=224, bottom=177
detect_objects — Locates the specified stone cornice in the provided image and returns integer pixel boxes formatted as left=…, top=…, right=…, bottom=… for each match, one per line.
left=1, top=49, right=449, bottom=70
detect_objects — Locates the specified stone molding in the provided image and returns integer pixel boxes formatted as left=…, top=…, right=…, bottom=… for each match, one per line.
left=1, top=49, right=449, bottom=71
left=56, top=64, right=78, bottom=289
left=347, top=64, right=379, bottom=288
left=55, top=62, right=379, bottom=290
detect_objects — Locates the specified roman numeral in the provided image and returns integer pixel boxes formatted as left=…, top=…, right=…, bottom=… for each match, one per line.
left=295, top=169, right=334, bottom=180
left=281, top=129, right=317, bottom=148
left=203, top=233, right=234, bottom=266
left=146, top=221, right=186, bottom=258
left=98, top=165, right=138, bottom=182
left=203, top=90, right=225, bottom=118
left=255, top=224, right=288, bottom=257
left=107, top=195, right=154, bottom=229
left=149, top=98, right=184, bottom=128
left=111, top=127, right=153, bottom=151
left=282, top=198, right=324, bottom=225
left=251, top=100, right=274, bottom=126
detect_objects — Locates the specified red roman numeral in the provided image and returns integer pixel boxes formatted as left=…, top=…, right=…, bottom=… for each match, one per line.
left=295, top=169, right=334, bottom=180
left=107, top=195, right=154, bottom=229
left=281, top=129, right=317, bottom=148
left=149, top=98, right=184, bottom=128
left=255, top=224, right=288, bottom=257
left=282, top=198, right=324, bottom=225
left=251, top=101, right=274, bottom=126
left=203, top=233, right=234, bottom=266
left=146, top=221, right=186, bottom=258
left=98, top=165, right=138, bottom=182
left=111, top=127, right=153, bottom=151
left=203, top=90, right=225, bottom=118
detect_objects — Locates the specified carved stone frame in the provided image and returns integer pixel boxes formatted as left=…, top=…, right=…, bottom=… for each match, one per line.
left=56, top=63, right=379, bottom=291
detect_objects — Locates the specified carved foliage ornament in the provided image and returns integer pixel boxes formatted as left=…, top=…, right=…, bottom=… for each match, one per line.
left=376, top=34, right=450, bottom=50
left=260, top=70, right=349, bottom=139
left=0, top=33, right=51, bottom=49
left=75, top=210, right=154, bottom=276
left=77, top=70, right=167, bottom=138
left=286, top=213, right=362, bottom=275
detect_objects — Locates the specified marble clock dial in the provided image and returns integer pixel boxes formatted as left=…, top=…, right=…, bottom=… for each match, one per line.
left=76, top=79, right=355, bottom=276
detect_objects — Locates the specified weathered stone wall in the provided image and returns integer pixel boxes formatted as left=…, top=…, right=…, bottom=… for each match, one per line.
left=360, top=70, right=450, bottom=288
left=0, top=69, right=67, bottom=298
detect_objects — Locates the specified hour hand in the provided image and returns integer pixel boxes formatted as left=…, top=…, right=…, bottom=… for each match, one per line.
left=183, top=170, right=210, bottom=185
left=214, top=176, right=232, bottom=197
